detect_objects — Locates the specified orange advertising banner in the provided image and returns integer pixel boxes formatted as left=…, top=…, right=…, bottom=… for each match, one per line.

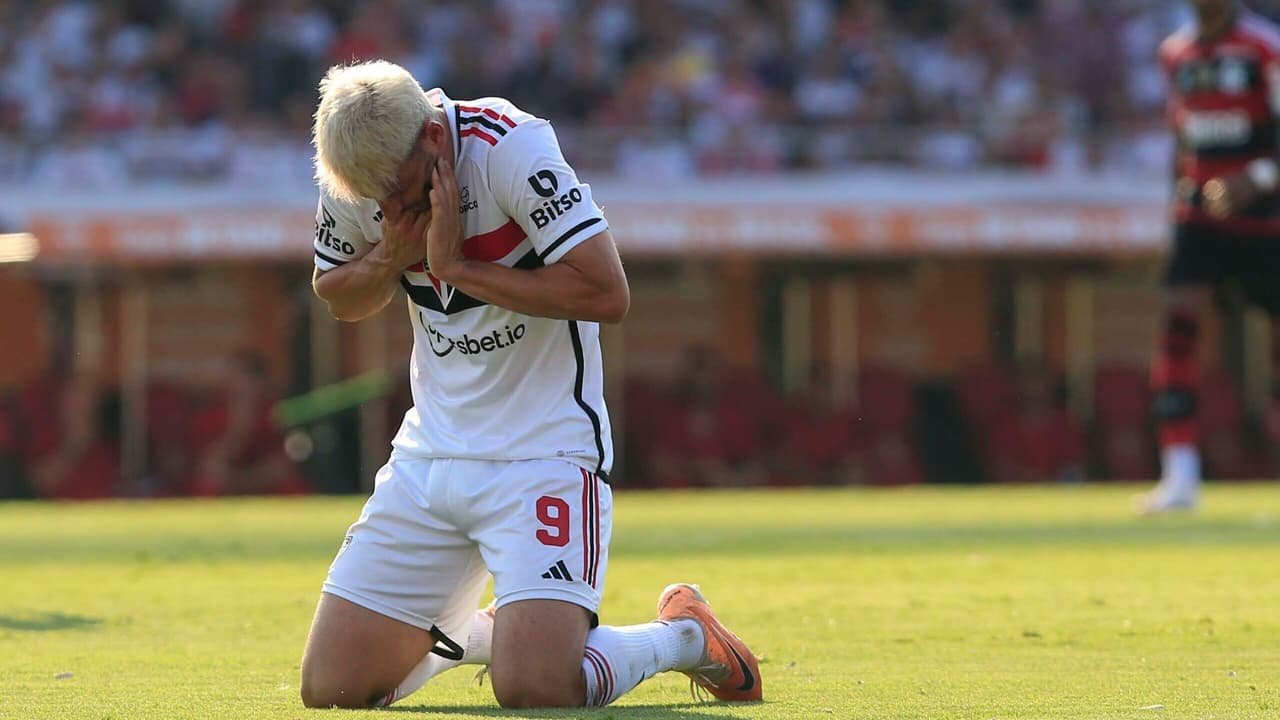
left=28, top=209, right=316, bottom=264
left=25, top=202, right=1168, bottom=264
left=605, top=203, right=1166, bottom=256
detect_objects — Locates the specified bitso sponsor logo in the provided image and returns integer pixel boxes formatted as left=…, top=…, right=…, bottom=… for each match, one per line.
left=526, top=170, right=586, bottom=229
left=426, top=323, right=527, bottom=357
left=527, top=170, right=558, bottom=197
left=315, top=205, right=355, bottom=255
left=530, top=187, right=585, bottom=229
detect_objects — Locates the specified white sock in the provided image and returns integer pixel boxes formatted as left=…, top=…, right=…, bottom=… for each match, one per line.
left=378, top=607, right=495, bottom=706
left=1160, top=444, right=1201, bottom=497
left=580, top=620, right=705, bottom=707
left=464, top=608, right=494, bottom=665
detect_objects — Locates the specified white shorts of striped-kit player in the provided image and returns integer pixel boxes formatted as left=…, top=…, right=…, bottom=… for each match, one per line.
left=323, top=454, right=612, bottom=645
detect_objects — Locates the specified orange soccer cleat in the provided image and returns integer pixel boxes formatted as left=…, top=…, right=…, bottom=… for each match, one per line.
left=657, top=583, right=762, bottom=702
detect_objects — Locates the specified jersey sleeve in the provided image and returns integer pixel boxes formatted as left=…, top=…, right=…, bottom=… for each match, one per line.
left=486, top=119, right=608, bottom=265
left=312, top=194, right=374, bottom=271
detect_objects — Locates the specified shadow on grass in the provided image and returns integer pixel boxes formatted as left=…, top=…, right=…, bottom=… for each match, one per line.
left=383, top=702, right=755, bottom=718
left=0, top=611, right=103, bottom=632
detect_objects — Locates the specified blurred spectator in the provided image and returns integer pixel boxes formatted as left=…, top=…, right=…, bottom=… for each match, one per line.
left=986, top=362, right=1086, bottom=484
left=0, top=0, right=1206, bottom=182
left=31, top=112, right=129, bottom=186
left=188, top=352, right=305, bottom=496
left=24, top=374, right=122, bottom=500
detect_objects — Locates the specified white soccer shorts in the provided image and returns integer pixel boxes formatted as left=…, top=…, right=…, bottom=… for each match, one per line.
left=323, top=455, right=612, bottom=646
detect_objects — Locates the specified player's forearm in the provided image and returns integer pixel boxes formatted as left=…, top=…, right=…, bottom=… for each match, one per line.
left=442, top=260, right=629, bottom=323
left=312, top=246, right=405, bottom=322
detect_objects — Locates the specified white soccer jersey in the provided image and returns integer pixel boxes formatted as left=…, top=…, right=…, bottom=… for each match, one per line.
left=312, top=89, right=614, bottom=477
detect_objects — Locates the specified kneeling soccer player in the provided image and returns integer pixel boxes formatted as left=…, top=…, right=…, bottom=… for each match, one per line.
left=298, top=60, right=761, bottom=709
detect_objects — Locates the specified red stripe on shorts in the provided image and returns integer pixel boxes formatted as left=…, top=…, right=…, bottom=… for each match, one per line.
left=591, top=473, right=601, bottom=587
left=581, top=468, right=591, bottom=586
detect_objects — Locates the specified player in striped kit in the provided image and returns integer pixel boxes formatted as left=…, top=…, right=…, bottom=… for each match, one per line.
left=298, top=61, right=761, bottom=708
left=1139, top=0, right=1280, bottom=513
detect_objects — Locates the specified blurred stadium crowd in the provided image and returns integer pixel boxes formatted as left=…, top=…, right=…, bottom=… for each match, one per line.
left=0, top=0, right=1239, bottom=184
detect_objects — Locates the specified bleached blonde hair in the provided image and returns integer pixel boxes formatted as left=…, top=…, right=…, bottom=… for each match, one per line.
left=312, top=60, right=438, bottom=201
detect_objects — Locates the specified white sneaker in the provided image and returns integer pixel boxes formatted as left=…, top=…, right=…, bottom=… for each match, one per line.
left=1134, top=445, right=1200, bottom=515
left=1133, top=484, right=1198, bottom=514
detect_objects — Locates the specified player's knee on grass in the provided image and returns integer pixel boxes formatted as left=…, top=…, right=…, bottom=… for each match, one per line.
left=491, top=671, right=585, bottom=709
left=299, top=593, right=435, bottom=708
left=489, top=599, right=591, bottom=708
left=299, top=665, right=391, bottom=709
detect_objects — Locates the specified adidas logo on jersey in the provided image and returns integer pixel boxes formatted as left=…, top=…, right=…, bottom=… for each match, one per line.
left=541, top=560, right=574, bottom=582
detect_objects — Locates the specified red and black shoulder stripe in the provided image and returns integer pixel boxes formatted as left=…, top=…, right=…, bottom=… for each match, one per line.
left=456, top=104, right=519, bottom=147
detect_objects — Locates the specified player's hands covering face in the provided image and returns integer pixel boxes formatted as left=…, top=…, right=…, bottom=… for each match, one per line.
left=378, top=201, right=431, bottom=272
left=426, top=158, right=465, bottom=281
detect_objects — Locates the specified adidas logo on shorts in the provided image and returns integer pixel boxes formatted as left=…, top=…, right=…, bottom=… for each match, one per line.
left=541, top=560, right=574, bottom=582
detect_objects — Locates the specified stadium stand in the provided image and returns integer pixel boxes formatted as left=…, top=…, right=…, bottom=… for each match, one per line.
left=0, top=0, right=1205, bottom=183
left=3, top=1, right=1279, bottom=496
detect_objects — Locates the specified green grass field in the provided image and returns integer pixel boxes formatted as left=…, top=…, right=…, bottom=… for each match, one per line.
left=2, top=484, right=1278, bottom=720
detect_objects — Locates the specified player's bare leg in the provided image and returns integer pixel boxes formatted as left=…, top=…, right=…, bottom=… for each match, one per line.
left=300, top=594, right=435, bottom=708
left=489, top=599, right=591, bottom=707
left=1137, top=287, right=1210, bottom=514
left=300, top=594, right=494, bottom=708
